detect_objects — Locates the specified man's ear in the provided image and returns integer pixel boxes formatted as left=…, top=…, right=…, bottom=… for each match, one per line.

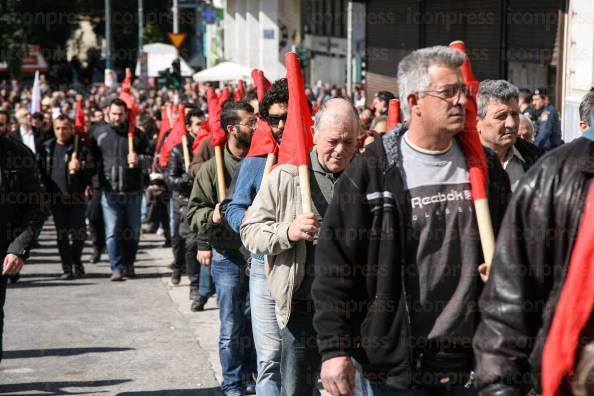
left=476, top=118, right=482, bottom=134
left=407, top=93, right=420, bottom=117
left=226, top=124, right=235, bottom=136
left=312, top=126, right=318, bottom=145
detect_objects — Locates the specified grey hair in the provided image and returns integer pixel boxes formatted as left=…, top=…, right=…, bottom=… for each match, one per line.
left=477, top=79, right=520, bottom=119
left=313, top=98, right=359, bottom=135
left=579, top=89, right=594, bottom=126
left=397, top=46, right=465, bottom=120
left=519, top=113, right=535, bottom=137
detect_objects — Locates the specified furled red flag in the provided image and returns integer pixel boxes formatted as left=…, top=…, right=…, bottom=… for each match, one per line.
left=247, top=119, right=278, bottom=157
left=74, top=98, right=86, bottom=134
left=159, top=105, right=186, bottom=167
left=218, top=87, right=230, bottom=108
left=192, top=120, right=211, bottom=155
left=386, top=99, right=400, bottom=131
left=234, top=80, right=245, bottom=102
left=251, top=69, right=272, bottom=101
left=156, top=105, right=172, bottom=151
left=542, top=114, right=594, bottom=396
left=206, top=87, right=226, bottom=147
left=276, top=52, right=314, bottom=167
left=119, top=69, right=137, bottom=138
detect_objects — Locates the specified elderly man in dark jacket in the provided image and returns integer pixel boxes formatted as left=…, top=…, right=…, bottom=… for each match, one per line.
left=473, top=103, right=594, bottom=394
left=0, top=135, right=45, bottom=361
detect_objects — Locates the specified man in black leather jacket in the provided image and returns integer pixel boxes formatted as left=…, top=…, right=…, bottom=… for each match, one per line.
left=473, top=107, right=594, bottom=395
left=39, top=115, right=95, bottom=279
left=0, top=134, right=45, bottom=361
left=165, top=108, right=205, bottom=309
left=92, top=98, right=150, bottom=281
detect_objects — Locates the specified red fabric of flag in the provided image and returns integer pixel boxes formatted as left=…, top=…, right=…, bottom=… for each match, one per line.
left=74, top=98, right=86, bottom=134
left=251, top=69, right=272, bottom=102
left=192, top=120, right=211, bottom=155
left=276, top=52, right=313, bottom=167
left=207, top=87, right=226, bottom=148
left=449, top=41, right=488, bottom=200
left=121, top=68, right=132, bottom=94
left=119, top=69, right=137, bottom=138
left=218, top=87, right=230, bottom=107
left=542, top=184, right=594, bottom=396
left=159, top=105, right=186, bottom=167
left=247, top=119, right=278, bottom=157
left=234, top=80, right=245, bottom=102
left=386, top=99, right=400, bottom=131
left=156, top=105, right=172, bottom=151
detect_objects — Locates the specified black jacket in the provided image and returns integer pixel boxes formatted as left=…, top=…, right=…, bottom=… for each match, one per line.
left=473, top=137, right=594, bottom=395
left=514, top=137, right=544, bottom=172
left=166, top=135, right=195, bottom=204
left=39, top=136, right=95, bottom=202
left=7, top=127, right=45, bottom=155
left=312, top=126, right=510, bottom=388
left=0, top=136, right=45, bottom=259
left=92, top=123, right=150, bottom=193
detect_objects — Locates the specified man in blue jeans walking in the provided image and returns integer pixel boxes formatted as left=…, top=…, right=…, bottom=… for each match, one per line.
left=226, top=78, right=289, bottom=395
left=187, top=101, right=257, bottom=395
left=92, top=98, right=149, bottom=281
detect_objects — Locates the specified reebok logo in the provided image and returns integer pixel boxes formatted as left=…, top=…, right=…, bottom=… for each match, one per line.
left=411, top=189, right=471, bottom=209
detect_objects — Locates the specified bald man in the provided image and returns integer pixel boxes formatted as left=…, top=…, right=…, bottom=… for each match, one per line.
left=241, top=98, right=360, bottom=395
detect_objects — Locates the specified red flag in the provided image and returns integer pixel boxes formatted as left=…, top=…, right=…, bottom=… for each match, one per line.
left=542, top=187, right=594, bottom=396
left=207, top=87, right=226, bottom=147
left=234, top=80, right=245, bottom=102
left=192, top=120, right=211, bottom=155
left=386, top=99, right=400, bottom=131
left=449, top=41, right=488, bottom=200
left=119, top=69, right=137, bottom=138
left=218, top=87, right=230, bottom=107
left=74, top=98, right=86, bottom=134
left=159, top=105, right=186, bottom=167
left=276, top=52, right=314, bottom=167
left=156, top=105, right=172, bottom=151
left=251, top=69, right=271, bottom=101
left=247, top=119, right=278, bottom=157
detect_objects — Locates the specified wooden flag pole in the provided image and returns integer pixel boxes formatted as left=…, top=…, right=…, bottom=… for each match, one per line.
left=181, top=134, right=191, bottom=172
left=214, top=145, right=226, bottom=202
left=298, top=164, right=312, bottom=214
left=69, top=134, right=80, bottom=175
left=128, top=135, right=135, bottom=168
left=474, top=198, right=496, bottom=267
left=259, top=152, right=276, bottom=191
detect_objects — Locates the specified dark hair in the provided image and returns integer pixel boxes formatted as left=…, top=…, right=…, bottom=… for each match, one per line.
left=533, top=87, right=547, bottom=99
left=0, top=110, right=9, bottom=120
left=245, top=88, right=258, bottom=103
left=376, top=90, right=395, bottom=103
left=579, top=89, right=594, bottom=127
left=185, top=108, right=205, bottom=125
left=110, top=98, right=128, bottom=111
left=54, top=114, right=71, bottom=124
left=259, top=78, right=288, bottom=120
left=220, top=101, right=254, bottom=133
left=519, top=88, right=532, bottom=104
left=32, top=112, right=44, bottom=121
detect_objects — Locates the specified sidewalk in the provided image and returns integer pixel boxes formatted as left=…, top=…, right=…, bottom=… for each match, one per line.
left=0, top=219, right=223, bottom=395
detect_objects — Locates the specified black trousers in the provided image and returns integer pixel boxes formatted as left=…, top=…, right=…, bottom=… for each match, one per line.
left=0, top=274, right=6, bottom=362
left=51, top=202, right=87, bottom=272
left=86, top=190, right=105, bottom=251
left=171, top=201, right=199, bottom=288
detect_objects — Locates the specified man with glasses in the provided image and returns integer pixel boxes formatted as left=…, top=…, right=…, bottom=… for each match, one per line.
left=225, top=78, right=288, bottom=394
left=187, top=101, right=258, bottom=396
left=312, top=46, right=510, bottom=395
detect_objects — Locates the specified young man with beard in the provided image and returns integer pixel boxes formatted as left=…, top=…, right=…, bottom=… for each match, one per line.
left=166, top=108, right=206, bottom=309
left=476, top=80, right=543, bottom=192
left=92, top=98, right=150, bottom=281
left=311, top=46, right=510, bottom=395
left=225, top=78, right=288, bottom=394
left=241, top=98, right=360, bottom=396
left=39, top=115, right=95, bottom=279
left=187, top=101, right=258, bottom=396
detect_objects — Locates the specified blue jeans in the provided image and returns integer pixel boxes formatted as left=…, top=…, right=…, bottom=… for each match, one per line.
left=101, top=192, right=142, bottom=273
left=250, top=259, right=282, bottom=395
left=198, top=264, right=215, bottom=298
left=211, top=248, right=256, bottom=393
left=280, top=300, right=321, bottom=396
left=355, top=371, right=479, bottom=396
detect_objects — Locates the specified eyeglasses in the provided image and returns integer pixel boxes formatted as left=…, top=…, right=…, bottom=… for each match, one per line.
left=236, top=118, right=258, bottom=129
left=418, top=84, right=468, bottom=100
left=266, top=113, right=287, bottom=127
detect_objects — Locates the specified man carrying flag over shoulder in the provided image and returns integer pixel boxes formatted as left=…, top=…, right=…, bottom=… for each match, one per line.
left=225, top=76, right=287, bottom=394
left=186, top=100, right=258, bottom=396
left=240, top=53, right=359, bottom=396
left=311, top=45, right=510, bottom=396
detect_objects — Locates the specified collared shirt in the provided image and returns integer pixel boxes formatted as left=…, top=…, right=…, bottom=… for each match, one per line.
left=20, top=126, right=36, bottom=153
left=502, top=145, right=526, bottom=192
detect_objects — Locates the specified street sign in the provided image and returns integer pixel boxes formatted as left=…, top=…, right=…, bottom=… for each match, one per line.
left=168, top=32, right=188, bottom=49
